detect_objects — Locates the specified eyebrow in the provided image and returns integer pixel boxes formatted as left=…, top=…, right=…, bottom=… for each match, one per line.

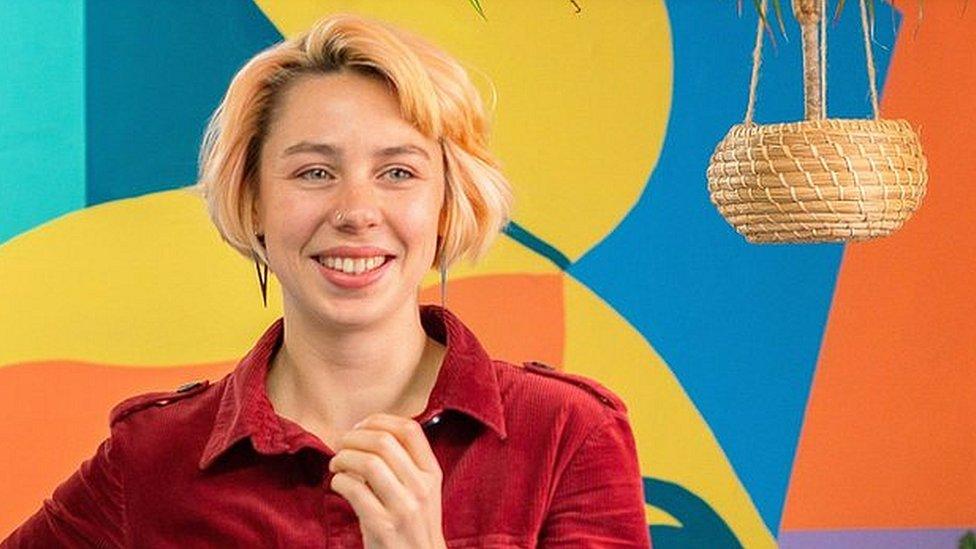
left=280, top=141, right=430, bottom=161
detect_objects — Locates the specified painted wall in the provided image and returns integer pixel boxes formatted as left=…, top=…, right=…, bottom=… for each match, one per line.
left=1, top=1, right=972, bottom=546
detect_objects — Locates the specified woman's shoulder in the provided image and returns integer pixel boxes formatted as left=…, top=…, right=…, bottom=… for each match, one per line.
left=105, top=376, right=229, bottom=460
left=109, top=380, right=214, bottom=424
left=490, top=359, right=629, bottom=425
left=108, top=378, right=220, bottom=428
left=101, top=375, right=231, bottom=473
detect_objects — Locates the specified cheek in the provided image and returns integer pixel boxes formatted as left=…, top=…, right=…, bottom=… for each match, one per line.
left=393, top=201, right=440, bottom=261
left=397, top=195, right=442, bottom=251
left=263, top=193, right=322, bottom=244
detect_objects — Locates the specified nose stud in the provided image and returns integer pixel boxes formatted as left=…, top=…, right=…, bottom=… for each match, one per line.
left=334, top=211, right=345, bottom=223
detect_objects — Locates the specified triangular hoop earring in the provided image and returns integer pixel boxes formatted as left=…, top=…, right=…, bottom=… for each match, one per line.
left=253, top=250, right=269, bottom=308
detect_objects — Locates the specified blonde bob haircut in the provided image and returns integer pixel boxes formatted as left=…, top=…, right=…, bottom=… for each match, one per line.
left=195, top=13, right=513, bottom=271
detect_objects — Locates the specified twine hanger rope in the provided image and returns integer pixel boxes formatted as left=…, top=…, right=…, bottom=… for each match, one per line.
left=744, top=0, right=880, bottom=126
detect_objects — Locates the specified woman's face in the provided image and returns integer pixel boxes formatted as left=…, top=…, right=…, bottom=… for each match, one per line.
left=255, top=70, right=445, bottom=329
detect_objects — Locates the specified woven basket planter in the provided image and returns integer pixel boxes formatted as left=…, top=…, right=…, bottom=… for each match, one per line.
left=707, top=0, right=928, bottom=243
left=708, top=118, right=927, bottom=243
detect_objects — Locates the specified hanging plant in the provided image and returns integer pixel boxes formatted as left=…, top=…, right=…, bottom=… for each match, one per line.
left=707, top=0, right=928, bottom=243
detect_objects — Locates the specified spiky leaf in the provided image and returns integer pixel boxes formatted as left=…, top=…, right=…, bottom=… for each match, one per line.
left=468, top=0, right=486, bottom=20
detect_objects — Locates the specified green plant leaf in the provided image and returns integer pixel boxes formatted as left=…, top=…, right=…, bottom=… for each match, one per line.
left=751, top=0, right=769, bottom=29
left=867, top=0, right=876, bottom=40
left=833, top=0, right=848, bottom=23
left=770, top=0, right=787, bottom=36
left=959, top=530, right=976, bottom=549
left=467, top=0, right=487, bottom=20
left=751, top=0, right=780, bottom=46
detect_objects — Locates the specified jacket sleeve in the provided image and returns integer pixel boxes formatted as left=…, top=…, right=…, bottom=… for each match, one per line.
left=1, top=435, right=126, bottom=548
left=538, top=411, right=652, bottom=548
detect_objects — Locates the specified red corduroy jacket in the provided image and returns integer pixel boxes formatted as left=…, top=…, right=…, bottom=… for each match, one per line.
left=3, top=305, right=651, bottom=548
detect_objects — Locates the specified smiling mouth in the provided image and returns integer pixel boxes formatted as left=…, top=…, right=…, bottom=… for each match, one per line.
left=314, top=255, right=394, bottom=276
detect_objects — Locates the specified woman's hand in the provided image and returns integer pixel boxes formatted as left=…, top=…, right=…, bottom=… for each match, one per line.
left=329, top=413, right=447, bottom=549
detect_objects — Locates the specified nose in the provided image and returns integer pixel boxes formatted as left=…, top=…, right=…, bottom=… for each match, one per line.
left=330, top=180, right=381, bottom=233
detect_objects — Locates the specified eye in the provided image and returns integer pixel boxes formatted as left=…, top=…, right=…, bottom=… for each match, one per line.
left=297, top=167, right=332, bottom=181
left=385, top=167, right=415, bottom=182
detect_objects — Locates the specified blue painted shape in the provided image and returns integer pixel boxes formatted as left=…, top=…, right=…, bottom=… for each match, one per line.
left=645, top=477, right=741, bottom=548
left=85, top=0, right=282, bottom=206
left=0, top=0, right=85, bottom=244
left=504, top=221, right=571, bottom=270
left=570, top=2, right=898, bottom=535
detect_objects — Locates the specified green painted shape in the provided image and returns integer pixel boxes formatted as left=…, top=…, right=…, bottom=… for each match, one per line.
left=0, top=0, right=85, bottom=245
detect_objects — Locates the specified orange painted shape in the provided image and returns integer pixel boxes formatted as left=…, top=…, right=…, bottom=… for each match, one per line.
left=421, top=273, right=565, bottom=368
left=782, top=1, right=976, bottom=530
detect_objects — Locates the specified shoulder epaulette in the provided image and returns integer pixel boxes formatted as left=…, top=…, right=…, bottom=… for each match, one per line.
left=522, top=361, right=627, bottom=413
left=109, top=379, right=211, bottom=426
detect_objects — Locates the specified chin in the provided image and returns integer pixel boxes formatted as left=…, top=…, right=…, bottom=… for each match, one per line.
left=316, top=295, right=400, bottom=329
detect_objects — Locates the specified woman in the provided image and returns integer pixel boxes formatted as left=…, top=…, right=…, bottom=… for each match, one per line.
left=3, top=13, right=651, bottom=548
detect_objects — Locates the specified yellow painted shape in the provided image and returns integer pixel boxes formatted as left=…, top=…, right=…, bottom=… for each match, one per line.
left=563, top=278, right=776, bottom=548
left=647, top=505, right=681, bottom=529
left=0, top=189, right=554, bottom=367
left=253, top=0, right=672, bottom=261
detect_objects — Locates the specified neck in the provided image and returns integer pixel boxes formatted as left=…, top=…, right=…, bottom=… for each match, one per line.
left=266, top=297, right=445, bottom=438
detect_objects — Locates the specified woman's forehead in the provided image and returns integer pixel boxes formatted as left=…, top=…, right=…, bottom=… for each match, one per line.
left=266, top=73, right=437, bottom=156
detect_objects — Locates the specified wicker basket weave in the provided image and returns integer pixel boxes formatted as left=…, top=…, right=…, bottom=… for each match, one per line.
left=708, top=118, right=927, bottom=243
left=707, top=0, right=928, bottom=243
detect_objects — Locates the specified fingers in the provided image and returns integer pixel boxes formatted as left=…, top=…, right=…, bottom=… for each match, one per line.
left=328, top=413, right=443, bottom=518
left=329, top=414, right=442, bottom=539
left=350, top=413, right=441, bottom=474
left=330, top=447, right=416, bottom=510
left=330, top=471, right=386, bottom=520
left=335, top=428, right=429, bottom=495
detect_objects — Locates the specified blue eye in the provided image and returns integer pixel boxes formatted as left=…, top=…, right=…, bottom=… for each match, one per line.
left=386, top=168, right=415, bottom=181
left=298, top=168, right=331, bottom=181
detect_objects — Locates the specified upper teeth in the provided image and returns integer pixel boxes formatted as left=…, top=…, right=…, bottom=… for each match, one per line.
left=319, top=255, right=388, bottom=275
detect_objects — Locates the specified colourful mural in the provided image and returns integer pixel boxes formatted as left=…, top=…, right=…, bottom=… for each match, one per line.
left=1, top=1, right=973, bottom=547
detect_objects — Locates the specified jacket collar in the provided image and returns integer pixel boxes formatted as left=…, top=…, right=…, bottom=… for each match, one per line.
left=199, top=305, right=507, bottom=470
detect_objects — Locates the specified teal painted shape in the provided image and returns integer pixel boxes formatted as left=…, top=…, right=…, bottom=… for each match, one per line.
left=84, top=0, right=282, bottom=206
left=645, top=477, right=742, bottom=548
left=0, top=0, right=85, bottom=244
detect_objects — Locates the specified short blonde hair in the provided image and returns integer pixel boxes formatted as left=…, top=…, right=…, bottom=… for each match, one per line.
left=194, top=13, right=512, bottom=270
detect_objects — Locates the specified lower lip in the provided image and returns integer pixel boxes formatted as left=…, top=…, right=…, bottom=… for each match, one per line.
left=314, top=257, right=394, bottom=289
